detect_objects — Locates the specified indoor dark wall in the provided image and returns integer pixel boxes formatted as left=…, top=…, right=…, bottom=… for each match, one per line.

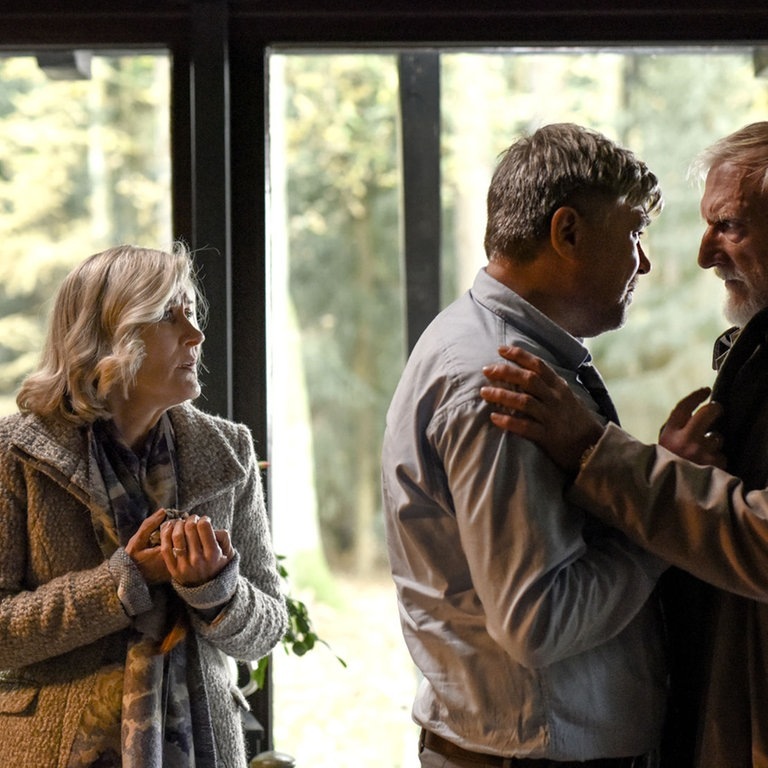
left=0, top=1, right=767, bottom=44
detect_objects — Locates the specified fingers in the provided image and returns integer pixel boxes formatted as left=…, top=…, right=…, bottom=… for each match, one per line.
left=160, top=515, right=234, bottom=586
left=665, top=387, right=714, bottom=429
left=664, top=388, right=723, bottom=444
left=488, top=409, right=544, bottom=437
left=161, top=515, right=200, bottom=562
left=496, top=344, right=547, bottom=370
left=172, top=516, right=199, bottom=560
left=125, top=510, right=172, bottom=584
left=691, top=400, right=724, bottom=431
left=214, top=529, right=235, bottom=559
left=481, top=370, right=542, bottom=409
left=194, top=517, right=234, bottom=561
left=494, top=345, right=561, bottom=385
left=480, top=385, right=539, bottom=420
left=481, top=348, right=606, bottom=473
left=127, top=508, right=167, bottom=555
left=136, top=508, right=168, bottom=547
left=659, top=388, right=726, bottom=468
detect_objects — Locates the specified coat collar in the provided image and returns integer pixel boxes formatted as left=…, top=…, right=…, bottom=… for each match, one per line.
left=164, top=402, right=248, bottom=511
left=8, top=402, right=248, bottom=515
left=712, top=306, right=768, bottom=373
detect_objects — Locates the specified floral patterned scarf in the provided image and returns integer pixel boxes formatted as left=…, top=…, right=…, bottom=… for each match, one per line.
left=69, top=414, right=216, bottom=768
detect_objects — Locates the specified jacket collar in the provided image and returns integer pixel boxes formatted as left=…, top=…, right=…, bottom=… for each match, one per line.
left=712, top=306, right=768, bottom=372
left=9, top=402, right=247, bottom=512
left=166, top=402, right=248, bottom=510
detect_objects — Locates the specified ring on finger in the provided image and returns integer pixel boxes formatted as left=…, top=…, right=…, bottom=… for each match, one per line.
left=705, top=431, right=722, bottom=447
left=172, top=547, right=186, bottom=557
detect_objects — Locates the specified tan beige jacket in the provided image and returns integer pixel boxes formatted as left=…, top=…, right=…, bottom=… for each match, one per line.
left=571, top=422, right=768, bottom=768
left=0, top=402, right=287, bottom=768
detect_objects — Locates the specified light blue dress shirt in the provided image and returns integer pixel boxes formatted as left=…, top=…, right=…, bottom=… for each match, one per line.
left=382, top=268, right=668, bottom=761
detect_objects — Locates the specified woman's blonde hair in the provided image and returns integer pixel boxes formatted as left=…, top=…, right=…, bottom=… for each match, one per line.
left=17, top=242, right=206, bottom=424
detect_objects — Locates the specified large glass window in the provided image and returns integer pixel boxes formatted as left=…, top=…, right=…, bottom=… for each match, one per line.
left=439, top=49, right=768, bottom=440
left=0, top=51, right=171, bottom=415
left=267, top=47, right=768, bottom=767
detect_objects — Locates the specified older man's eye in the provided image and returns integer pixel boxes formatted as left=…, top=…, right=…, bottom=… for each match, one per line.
left=718, top=219, right=747, bottom=242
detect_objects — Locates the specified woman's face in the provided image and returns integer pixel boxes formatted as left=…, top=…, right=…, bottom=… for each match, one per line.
left=130, top=290, right=205, bottom=415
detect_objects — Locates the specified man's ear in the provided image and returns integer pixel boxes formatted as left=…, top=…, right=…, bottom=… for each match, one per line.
left=550, top=206, right=581, bottom=256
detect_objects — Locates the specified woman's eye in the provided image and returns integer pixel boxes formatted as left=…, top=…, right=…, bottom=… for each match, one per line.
left=160, top=300, right=195, bottom=323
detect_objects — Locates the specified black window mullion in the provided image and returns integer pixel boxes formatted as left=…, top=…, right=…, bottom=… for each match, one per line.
left=189, top=0, right=233, bottom=419
left=398, top=51, right=442, bottom=354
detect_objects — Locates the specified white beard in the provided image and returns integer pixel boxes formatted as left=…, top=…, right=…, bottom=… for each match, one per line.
left=724, top=292, right=767, bottom=327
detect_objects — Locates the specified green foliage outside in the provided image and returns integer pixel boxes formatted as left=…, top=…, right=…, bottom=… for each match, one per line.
left=277, top=55, right=403, bottom=574
left=273, top=49, right=768, bottom=576
left=0, top=54, right=171, bottom=415
left=2, top=48, right=768, bottom=577
left=250, top=555, right=346, bottom=690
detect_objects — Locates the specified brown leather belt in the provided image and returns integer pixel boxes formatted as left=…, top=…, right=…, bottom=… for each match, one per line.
left=419, top=729, right=647, bottom=767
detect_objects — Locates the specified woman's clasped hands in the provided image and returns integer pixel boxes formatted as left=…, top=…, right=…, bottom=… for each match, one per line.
left=126, top=508, right=235, bottom=587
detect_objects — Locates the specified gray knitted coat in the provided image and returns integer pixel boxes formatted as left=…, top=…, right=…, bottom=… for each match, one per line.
left=0, top=402, right=287, bottom=767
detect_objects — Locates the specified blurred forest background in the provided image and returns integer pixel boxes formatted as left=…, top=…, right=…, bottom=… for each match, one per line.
left=0, top=54, right=171, bottom=417
left=2, top=47, right=768, bottom=766
left=270, top=49, right=768, bottom=585
left=267, top=50, right=768, bottom=765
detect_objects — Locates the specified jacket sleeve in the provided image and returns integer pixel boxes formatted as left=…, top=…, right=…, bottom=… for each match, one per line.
left=181, top=424, right=288, bottom=661
left=569, top=422, right=768, bottom=601
left=0, top=452, right=133, bottom=670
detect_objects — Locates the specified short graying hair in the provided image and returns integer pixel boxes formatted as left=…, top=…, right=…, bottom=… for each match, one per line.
left=690, top=121, right=768, bottom=193
left=484, top=123, right=663, bottom=262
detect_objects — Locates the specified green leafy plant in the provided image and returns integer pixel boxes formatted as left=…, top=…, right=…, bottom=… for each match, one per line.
left=251, top=555, right=347, bottom=689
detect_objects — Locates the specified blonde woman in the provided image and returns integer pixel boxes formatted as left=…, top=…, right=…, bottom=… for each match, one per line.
left=0, top=244, right=287, bottom=768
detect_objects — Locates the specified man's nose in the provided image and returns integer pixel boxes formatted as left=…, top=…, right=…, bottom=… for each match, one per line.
left=698, top=227, right=719, bottom=269
left=638, top=243, right=651, bottom=274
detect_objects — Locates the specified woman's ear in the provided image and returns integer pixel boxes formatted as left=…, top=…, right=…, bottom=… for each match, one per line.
left=550, top=206, right=581, bottom=257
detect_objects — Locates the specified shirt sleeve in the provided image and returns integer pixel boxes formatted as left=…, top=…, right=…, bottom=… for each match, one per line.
left=569, top=422, right=768, bottom=601
left=433, top=397, right=667, bottom=669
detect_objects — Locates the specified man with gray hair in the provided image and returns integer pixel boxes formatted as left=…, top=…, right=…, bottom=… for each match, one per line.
left=382, top=123, right=666, bottom=767
left=480, top=121, right=768, bottom=767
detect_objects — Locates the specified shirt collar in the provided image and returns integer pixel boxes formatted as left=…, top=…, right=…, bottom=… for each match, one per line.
left=472, top=267, right=593, bottom=371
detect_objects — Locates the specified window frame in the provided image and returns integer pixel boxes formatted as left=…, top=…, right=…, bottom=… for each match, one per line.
left=1, top=0, right=768, bottom=751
